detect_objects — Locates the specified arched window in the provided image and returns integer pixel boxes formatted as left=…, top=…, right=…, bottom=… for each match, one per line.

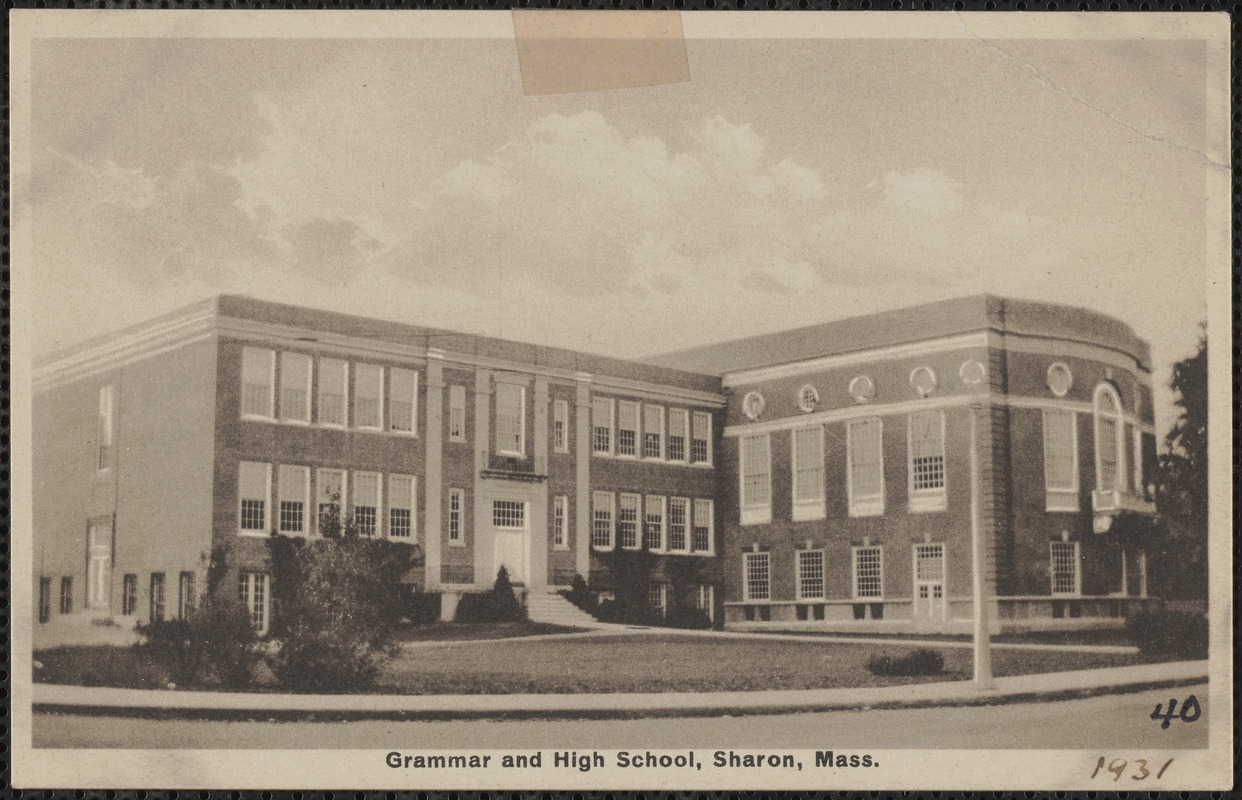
left=1093, top=383, right=1125, bottom=492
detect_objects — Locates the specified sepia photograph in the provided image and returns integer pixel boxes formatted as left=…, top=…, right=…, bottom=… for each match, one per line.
left=8, top=9, right=1233, bottom=791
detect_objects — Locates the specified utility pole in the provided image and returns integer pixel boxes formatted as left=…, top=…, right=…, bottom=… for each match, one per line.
left=970, top=402, right=994, bottom=689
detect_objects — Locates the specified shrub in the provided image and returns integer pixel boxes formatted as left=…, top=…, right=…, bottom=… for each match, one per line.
left=399, top=588, right=442, bottom=625
left=561, top=573, right=595, bottom=613
left=455, top=567, right=526, bottom=623
left=35, top=646, right=172, bottom=690
left=866, top=648, right=945, bottom=677
left=1125, top=609, right=1209, bottom=659
left=664, top=605, right=713, bottom=630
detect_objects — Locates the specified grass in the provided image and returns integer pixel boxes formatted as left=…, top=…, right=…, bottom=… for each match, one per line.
left=746, top=628, right=1139, bottom=648
left=392, top=620, right=587, bottom=643
left=35, top=646, right=175, bottom=690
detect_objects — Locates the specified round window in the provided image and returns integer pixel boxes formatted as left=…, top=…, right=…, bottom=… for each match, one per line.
left=959, top=359, right=986, bottom=387
left=742, top=391, right=766, bottom=421
left=848, top=375, right=875, bottom=404
left=909, top=366, right=938, bottom=398
left=797, top=384, right=819, bottom=413
left=1047, top=363, right=1073, bottom=397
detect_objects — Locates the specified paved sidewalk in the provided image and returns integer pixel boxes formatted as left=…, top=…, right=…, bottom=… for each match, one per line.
left=33, top=660, right=1206, bottom=721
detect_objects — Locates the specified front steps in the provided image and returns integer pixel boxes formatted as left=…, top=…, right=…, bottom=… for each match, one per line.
left=524, top=592, right=602, bottom=628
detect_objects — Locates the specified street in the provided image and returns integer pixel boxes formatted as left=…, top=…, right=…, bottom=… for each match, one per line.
left=33, top=687, right=1208, bottom=750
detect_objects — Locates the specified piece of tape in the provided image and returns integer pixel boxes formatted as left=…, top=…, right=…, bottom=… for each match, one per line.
left=512, top=10, right=690, bottom=96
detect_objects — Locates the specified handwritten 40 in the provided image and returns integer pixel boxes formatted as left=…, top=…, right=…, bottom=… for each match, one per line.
left=1150, top=695, right=1202, bottom=730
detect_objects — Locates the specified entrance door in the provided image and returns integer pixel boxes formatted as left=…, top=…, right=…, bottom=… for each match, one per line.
left=491, top=499, right=529, bottom=585
left=86, top=519, right=113, bottom=611
left=913, top=543, right=946, bottom=625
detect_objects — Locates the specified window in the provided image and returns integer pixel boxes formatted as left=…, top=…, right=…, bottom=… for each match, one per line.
left=449, top=385, right=467, bottom=442
left=617, top=401, right=639, bottom=457
left=389, top=367, right=418, bottom=434
left=847, top=418, right=884, bottom=516
left=692, top=499, right=713, bottom=554
left=643, top=405, right=664, bottom=459
left=852, top=546, right=883, bottom=599
left=388, top=475, right=415, bottom=539
left=59, top=576, right=73, bottom=614
left=238, top=461, right=270, bottom=535
left=318, top=358, right=348, bottom=427
left=592, top=397, right=614, bottom=455
left=1133, top=427, right=1144, bottom=493
left=552, top=495, right=568, bottom=548
left=278, top=465, right=310, bottom=535
left=97, top=385, right=114, bottom=470
left=554, top=400, right=569, bottom=453
left=792, top=426, right=826, bottom=520
left=178, top=571, right=196, bottom=620
left=39, top=578, right=52, bottom=623
left=696, top=584, right=715, bottom=622
left=149, top=573, right=165, bottom=623
left=618, top=493, right=640, bottom=549
left=645, top=495, right=666, bottom=551
left=668, top=497, right=689, bottom=552
left=87, top=520, right=111, bottom=609
left=667, top=409, right=688, bottom=462
left=238, top=572, right=269, bottom=634
left=241, top=347, right=275, bottom=418
left=739, top=434, right=772, bottom=525
left=317, top=468, right=346, bottom=535
left=797, top=550, right=826, bottom=601
left=121, top=574, right=137, bottom=616
left=592, top=491, right=615, bottom=549
left=492, top=499, right=526, bottom=529
left=353, top=472, right=381, bottom=537
left=495, top=382, right=525, bottom=456
left=908, top=411, right=947, bottom=512
left=280, top=352, right=312, bottom=423
left=354, top=363, right=384, bottom=430
left=448, top=488, right=464, bottom=543
left=744, top=552, right=770, bottom=601
left=691, top=412, right=711, bottom=464
left=648, top=582, right=667, bottom=616
left=1050, top=541, right=1081, bottom=596
left=1094, top=384, right=1125, bottom=492
left=1042, top=409, right=1079, bottom=511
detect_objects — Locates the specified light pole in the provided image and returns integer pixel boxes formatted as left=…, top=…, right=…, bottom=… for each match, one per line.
left=970, top=402, right=994, bottom=689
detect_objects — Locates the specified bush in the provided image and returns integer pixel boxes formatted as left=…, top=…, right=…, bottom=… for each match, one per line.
left=866, top=648, right=945, bottom=677
left=561, top=573, right=595, bottom=613
left=35, top=646, right=172, bottom=690
left=665, top=605, right=713, bottom=630
left=399, top=588, right=442, bottom=625
left=135, top=592, right=260, bottom=689
left=1125, top=609, right=1209, bottom=659
left=455, top=567, right=526, bottom=623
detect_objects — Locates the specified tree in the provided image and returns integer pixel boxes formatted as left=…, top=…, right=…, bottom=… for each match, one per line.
left=1152, top=331, right=1208, bottom=600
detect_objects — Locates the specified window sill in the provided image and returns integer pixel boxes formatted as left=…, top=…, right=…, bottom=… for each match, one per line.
left=908, top=494, right=947, bottom=514
left=446, top=540, right=467, bottom=547
left=237, top=530, right=269, bottom=538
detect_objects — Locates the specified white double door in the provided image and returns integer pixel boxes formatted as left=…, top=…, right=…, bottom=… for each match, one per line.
left=913, top=543, right=946, bottom=624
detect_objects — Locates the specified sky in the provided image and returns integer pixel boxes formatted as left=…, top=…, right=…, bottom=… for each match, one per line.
left=26, top=22, right=1218, bottom=436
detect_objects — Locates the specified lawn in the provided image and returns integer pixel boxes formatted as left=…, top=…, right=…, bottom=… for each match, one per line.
left=391, top=620, right=586, bottom=643
left=745, top=628, right=1139, bottom=648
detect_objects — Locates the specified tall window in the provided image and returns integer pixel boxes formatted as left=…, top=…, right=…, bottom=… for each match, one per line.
left=317, top=468, right=346, bottom=534
left=449, top=385, right=467, bottom=442
left=739, top=434, right=772, bottom=525
left=618, top=493, right=640, bottom=549
left=847, top=418, right=884, bottom=517
left=668, top=497, right=689, bottom=552
left=697, top=584, right=715, bottom=622
left=178, top=571, right=196, bottom=620
left=238, top=461, right=270, bottom=535
left=448, top=488, right=463, bottom=543
left=238, top=572, right=269, bottom=634
left=645, top=495, right=666, bottom=551
left=389, top=367, right=417, bottom=434
left=852, top=546, right=883, bottom=599
left=643, top=405, right=664, bottom=459
left=797, top=550, right=826, bottom=601
left=354, top=364, right=384, bottom=430
left=1042, top=409, right=1078, bottom=511
left=280, top=352, right=312, bottom=423
left=97, top=385, right=114, bottom=470
left=39, top=577, right=52, bottom=623
left=59, top=576, right=73, bottom=614
left=495, top=383, right=525, bottom=456
left=278, top=465, right=310, bottom=535
left=87, top=520, right=111, bottom=609
left=692, top=499, right=713, bottom=554
left=149, top=573, right=165, bottom=622
left=1094, top=384, right=1125, bottom=492
left=318, top=358, right=348, bottom=427
left=241, top=347, right=274, bottom=418
left=908, top=411, right=946, bottom=511
left=353, top=472, right=381, bottom=537
left=552, top=495, right=568, bottom=548
left=667, top=409, right=688, bottom=462
left=648, top=583, right=667, bottom=616
left=744, top=551, right=770, bottom=601
left=691, top=412, right=712, bottom=464
left=1050, top=541, right=1081, bottom=596
left=554, top=400, right=569, bottom=453
left=592, top=491, right=614, bottom=549
left=792, top=426, right=826, bottom=520
left=121, top=574, right=137, bottom=616
left=1132, top=427, right=1144, bottom=493
left=388, top=475, right=415, bottom=539
left=617, top=401, right=639, bottom=457
left=592, top=397, right=614, bottom=455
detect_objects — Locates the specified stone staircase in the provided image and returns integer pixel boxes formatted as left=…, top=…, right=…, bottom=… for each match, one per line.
left=524, top=592, right=603, bottom=628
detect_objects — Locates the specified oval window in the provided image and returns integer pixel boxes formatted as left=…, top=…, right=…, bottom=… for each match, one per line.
left=797, top=384, right=819, bottom=413
left=1047, top=363, right=1073, bottom=397
left=742, top=391, right=766, bottom=421
left=848, top=375, right=875, bottom=404
left=909, top=367, right=938, bottom=398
